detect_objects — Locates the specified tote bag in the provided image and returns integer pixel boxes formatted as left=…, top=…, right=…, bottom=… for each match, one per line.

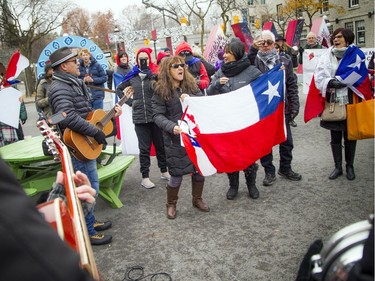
left=347, top=94, right=374, bottom=140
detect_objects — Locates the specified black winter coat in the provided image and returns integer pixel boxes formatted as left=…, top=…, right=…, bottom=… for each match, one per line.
left=152, top=89, right=202, bottom=176
left=0, top=158, right=94, bottom=281
left=49, top=71, right=98, bottom=137
left=116, top=73, right=156, bottom=124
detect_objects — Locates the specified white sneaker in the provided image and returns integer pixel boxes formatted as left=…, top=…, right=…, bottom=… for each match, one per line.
left=160, top=171, right=171, bottom=180
left=141, top=178, right=155, bottom=189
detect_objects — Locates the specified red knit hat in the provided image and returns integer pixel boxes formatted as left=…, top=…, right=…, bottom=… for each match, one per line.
left=156, top=51, right=169, bottom=64
left=136, top=48, right=158, bottom=73
left=175, top=41, right=192, bottom=56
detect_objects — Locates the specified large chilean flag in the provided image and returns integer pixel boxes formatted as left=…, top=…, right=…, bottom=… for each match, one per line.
left=181, top=64, right=286, bottom=175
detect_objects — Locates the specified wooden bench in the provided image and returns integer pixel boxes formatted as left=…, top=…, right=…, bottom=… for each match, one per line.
left=97, top=155, right=135, bottom=209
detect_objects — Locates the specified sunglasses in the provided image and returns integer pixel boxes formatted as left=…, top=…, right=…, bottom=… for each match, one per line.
left=170, top=63, right=185, bottom=69
left=259, top=39, right=274, bottom=46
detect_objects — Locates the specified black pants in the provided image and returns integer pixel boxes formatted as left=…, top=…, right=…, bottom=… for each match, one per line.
left=134, top=122, right=167, bottom=178
left=261, top=117, right=293, bottom=175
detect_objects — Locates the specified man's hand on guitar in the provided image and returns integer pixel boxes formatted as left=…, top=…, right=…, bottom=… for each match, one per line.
left=114, top=104, right=122, bottom=117
left=123, top=86, right=134, bottom=100
left=94, top=130, right=107, bottom=144
left=55, top=171, right=96, bottom=204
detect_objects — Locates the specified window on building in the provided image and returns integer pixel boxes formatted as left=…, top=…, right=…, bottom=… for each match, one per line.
left=349, top=0, right=359, bottom=8
left=249, top=16, right=255, bottom=24
left=345, top=22, right=354, bottom=32
left=260, top=0, right=266, bottom=4
left=323, top=0, right=329, bottom=12
left=248, top=0, right=254, bottom=5
left=355, top=20, right=365, bottom=44
left=328, top=25, right=333, bottom=35
left=276, top=4, right=284, bottom=22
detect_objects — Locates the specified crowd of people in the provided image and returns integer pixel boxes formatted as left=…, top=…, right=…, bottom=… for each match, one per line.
left=0, top=26, right=373, bottom=280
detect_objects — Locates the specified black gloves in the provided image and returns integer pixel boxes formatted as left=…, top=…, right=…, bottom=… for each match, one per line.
left=299, top=46, right=304, bottom=55
left=94, top=130, right=107, bottom=144
left=21, top=119, right=27, bottom=125
left=328, top=78, right=347, bottom=89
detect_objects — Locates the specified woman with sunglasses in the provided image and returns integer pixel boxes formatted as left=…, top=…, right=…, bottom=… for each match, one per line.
left=152, top=56, right=210, bottom=219
left=206, top=38, right=263, bottom=201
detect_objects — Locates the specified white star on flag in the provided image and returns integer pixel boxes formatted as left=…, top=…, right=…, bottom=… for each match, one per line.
left=347, top=54, right=363, bottom=69
left=262, top=80, right=280, bottom=104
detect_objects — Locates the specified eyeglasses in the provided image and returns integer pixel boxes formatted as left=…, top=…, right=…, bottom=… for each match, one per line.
left=170, top=63, right=185, bottom=69
left=179, top=51, right=191, bottom=56
left=333, top=35, right=343, bottom=40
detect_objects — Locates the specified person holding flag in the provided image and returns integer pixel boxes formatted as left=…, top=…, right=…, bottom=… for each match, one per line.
left=206, top=38, right=263, bottom=200
left=250, top=30, right=301, bottom=186
left=311, top=28, right=373, bottom=181
left=151, top=56, right=210, bottom=220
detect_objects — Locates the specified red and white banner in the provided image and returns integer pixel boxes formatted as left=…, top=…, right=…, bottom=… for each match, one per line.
left=311, top=17, right=331, bottom=48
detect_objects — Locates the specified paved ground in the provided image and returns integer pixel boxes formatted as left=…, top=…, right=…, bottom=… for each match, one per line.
left=22, top=88, right=374, bottom=281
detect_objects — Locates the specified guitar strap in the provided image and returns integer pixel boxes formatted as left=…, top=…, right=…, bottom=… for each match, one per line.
left=103, top=136, right=117, bottom=166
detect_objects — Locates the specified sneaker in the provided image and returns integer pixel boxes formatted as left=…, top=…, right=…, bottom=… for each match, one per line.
left=94, top=220, right=112, bottom=231
left=278, top=169, right=302, bottom=181
left=141, top=178, right=155, bottom=189
left=263, top=173, right=276, bottom=186
left=160, top=171, right=171, bottom=180
left=90, top=233, right=112, bottom=245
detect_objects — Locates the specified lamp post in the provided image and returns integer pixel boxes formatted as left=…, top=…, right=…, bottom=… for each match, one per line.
left=114, top=26, right=120, bottom=52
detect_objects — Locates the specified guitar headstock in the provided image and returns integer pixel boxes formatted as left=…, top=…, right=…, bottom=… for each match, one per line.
left=37, top=119, right=65, bottom=161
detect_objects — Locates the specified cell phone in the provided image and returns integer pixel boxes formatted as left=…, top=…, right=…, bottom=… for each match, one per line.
left=47, top=112, right=67, bottom=125
left=139, top=58, right=148, bottom=70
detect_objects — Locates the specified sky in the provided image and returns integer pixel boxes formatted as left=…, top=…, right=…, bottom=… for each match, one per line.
left=72, top=0, right=144, bottom=18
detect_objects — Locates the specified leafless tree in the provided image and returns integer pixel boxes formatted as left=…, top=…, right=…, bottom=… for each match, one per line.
left=0, top=0, right=72, bottom=95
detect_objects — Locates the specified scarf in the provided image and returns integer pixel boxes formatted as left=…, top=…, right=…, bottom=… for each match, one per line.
left=53, top=71, right=91, bottom=100
left=332, top=47, right=348, bottom=59
left=257, top=49, right=279, bottom=70
left=220, top=56, right=251, bottom=77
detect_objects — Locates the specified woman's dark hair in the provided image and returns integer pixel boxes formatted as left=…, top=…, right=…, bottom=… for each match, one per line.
left=224, top=39, right=245, bottom=61
left=330, top=28, right=355, bottom=46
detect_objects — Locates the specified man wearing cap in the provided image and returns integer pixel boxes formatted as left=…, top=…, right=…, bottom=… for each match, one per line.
left=275, top=35, right=298, bottom=68
left=48, top=46, right=123, bottom=245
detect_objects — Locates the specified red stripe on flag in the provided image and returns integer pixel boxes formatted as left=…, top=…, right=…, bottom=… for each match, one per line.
left=197, top=103, right=286, bottom=173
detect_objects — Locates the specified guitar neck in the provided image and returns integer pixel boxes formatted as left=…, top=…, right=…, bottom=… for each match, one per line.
left=100, top=94, right=128, bottom=128
left=60, top=146, right=100, bottom=280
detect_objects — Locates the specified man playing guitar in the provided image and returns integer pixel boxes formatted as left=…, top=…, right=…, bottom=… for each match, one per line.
left=48, top=47, right=123, bottom=245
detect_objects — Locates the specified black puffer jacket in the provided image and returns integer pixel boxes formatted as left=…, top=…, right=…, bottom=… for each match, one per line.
left=152, top=89, right=202, bottom=176
left=48, top=71, right=98, bottom=137
left=116, top=72, right=156, bottom=124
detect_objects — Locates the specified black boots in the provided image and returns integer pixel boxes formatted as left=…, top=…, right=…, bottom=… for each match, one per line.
left=226, top=164, right=259, bottom=200
left=192, top=180, right=209, bottom=212
left=226, top=172, right=239, bottom=200
left=329, top=144, right=343, bottom=180
left=245, top=163, right=259, bottom=199
left=166, top=185, right=180, bottom=219
left=329, top=141, right=357, bottom=180
left=345, top=140, right=356, bottom=180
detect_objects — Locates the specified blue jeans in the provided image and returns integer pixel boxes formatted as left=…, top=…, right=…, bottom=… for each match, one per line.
left=91, top=99, right=104, bottom=110
left=71, top=157, right=99, bottom=236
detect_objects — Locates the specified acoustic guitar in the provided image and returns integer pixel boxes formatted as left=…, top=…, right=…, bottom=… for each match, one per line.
left=37, top=120, right=100, bottom=281
left=63, top=94, right=128, bottom=161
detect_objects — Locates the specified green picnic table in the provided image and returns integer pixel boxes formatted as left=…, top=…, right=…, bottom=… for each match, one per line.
left=0, top=136, right=135, bottom=208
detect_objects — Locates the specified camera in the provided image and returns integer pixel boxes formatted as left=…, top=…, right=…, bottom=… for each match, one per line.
left=139, top=58, right=148, bottom=70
